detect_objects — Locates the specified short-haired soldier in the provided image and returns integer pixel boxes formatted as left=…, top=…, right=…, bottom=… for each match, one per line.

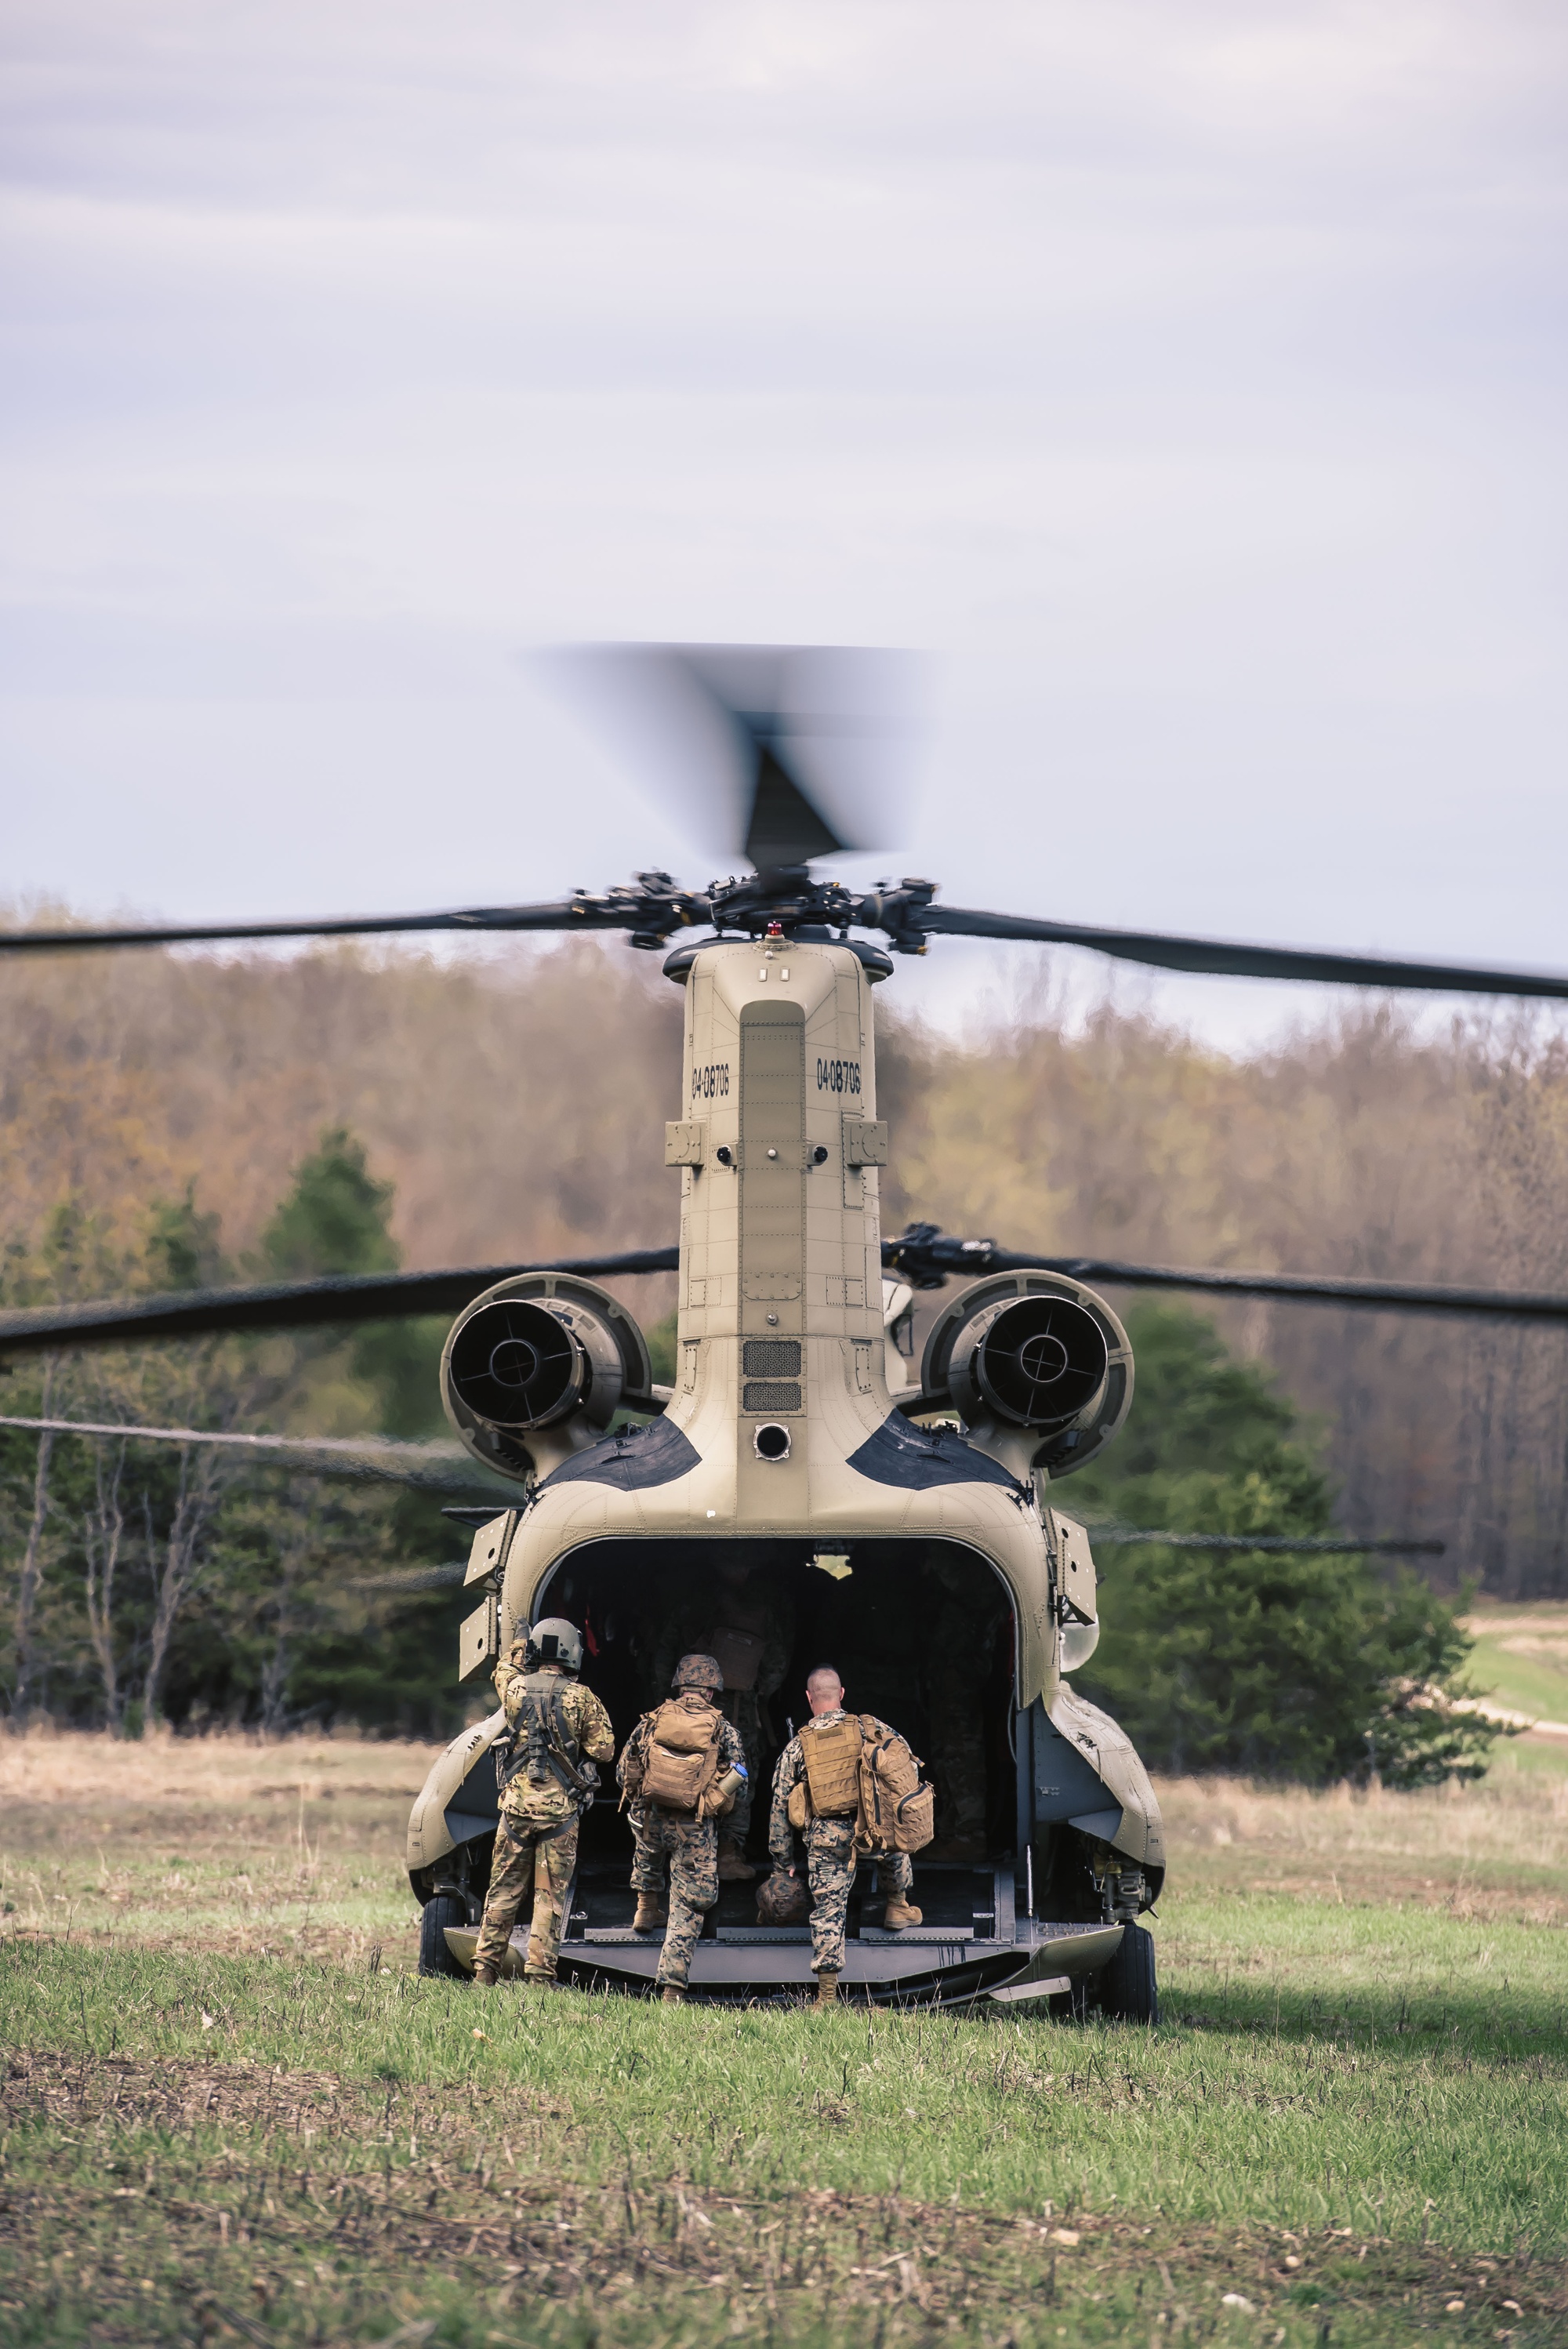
left=618, top=1653, right=749, bottom=2003
left=472, top=1617, right=615, bottom=1989
left=768, top=1665, right=923, bottom=2007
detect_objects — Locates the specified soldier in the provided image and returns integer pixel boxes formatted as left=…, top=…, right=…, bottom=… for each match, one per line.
left=472, top=1617, right=615, bottom=1989
left=619, top=1652, right=748, bottom=2004
left=651, top=1561, right=794, bottom=1882
left=768, top=1665, right=922, bottom=2008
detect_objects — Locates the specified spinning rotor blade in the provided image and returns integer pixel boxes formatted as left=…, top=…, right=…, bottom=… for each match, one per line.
left=0, top=895, right=692, bottom=957
left=919, top=905, right=1568, bottom=1000
left=546, top=642, right=917, bottom=870
left=9, top=1225, right=1568, bottom=1358
left=1085, top=1527, right=1444, bottom=1555
left=0, top=1414, right=515, bottom=1498
left=0, top=1417, right=1443, bottom=1563
left=0, top=1247, right=680, bottom=1356
left=885, top=1225, right=1568, bottom=1322
left=349, top=1562, right=470, bottom=1591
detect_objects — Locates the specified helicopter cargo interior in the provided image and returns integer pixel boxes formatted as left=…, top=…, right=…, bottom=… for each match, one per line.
left=414, top=1536, right=1155, bottom=2010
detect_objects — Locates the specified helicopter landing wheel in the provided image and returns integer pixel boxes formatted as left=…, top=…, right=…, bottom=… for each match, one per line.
left=418, top=1893, right=470, bottom=1980
left=1097, top=1919, right=1159, bottom=2024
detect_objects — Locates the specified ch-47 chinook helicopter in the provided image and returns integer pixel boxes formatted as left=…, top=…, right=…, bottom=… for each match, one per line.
left=5, top=641, right=1568, bottom=2013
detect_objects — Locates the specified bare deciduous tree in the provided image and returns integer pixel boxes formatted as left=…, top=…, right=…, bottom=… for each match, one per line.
left=9, top=1361, right=56, bottom=1722
left=82, top=1436, right=126, bottom=1728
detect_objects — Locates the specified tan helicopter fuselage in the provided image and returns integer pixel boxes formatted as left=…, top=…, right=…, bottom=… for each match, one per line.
left=408, top=932, right=1164, bottom=1998
left=498, top=935, right=1056, bottom=1696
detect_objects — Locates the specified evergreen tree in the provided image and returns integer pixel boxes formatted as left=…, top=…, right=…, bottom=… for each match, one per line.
left=1067, top=1303, right=1495, bottom=1785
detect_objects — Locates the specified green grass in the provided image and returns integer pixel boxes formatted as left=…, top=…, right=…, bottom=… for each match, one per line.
left=1465, top=1604, right=1568, bottom=1774
left=3, top=1913, right=1565, bottom=2347
left=2, top=1740, right=1565, bottom=2346
left=1472, top=1639, right=1568, bottom=1725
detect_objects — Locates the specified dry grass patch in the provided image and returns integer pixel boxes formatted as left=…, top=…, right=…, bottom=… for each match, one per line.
left=1155, top=1765, right=1568, bottom=1925
left=0, top=1726, right=445, bottom=1968
left=0, top=1722, right=445, bottom=1810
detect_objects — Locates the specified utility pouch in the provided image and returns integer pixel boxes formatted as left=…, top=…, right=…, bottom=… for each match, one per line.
left=890, top=1781, right=935, bottom=1853
left=786, top=1779, right=812, bottom=1831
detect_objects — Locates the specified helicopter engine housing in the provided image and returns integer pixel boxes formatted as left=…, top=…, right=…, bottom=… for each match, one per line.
left=441, top=1273, right=657, bottom=1479
left=920, top=1270, right=1133, bottom=1478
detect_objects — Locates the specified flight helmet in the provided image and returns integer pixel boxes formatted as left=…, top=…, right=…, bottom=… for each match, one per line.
left=526, top=1617, right=586, bottom=1674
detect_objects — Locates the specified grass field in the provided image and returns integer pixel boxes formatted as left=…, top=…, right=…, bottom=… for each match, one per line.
left=2, top=1728, right=1565, bottom=2348
left=1463, top=1605, right=1568, bottom=1756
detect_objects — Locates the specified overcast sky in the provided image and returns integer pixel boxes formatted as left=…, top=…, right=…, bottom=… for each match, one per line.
left=2, top=0, right=1565, bottom=1047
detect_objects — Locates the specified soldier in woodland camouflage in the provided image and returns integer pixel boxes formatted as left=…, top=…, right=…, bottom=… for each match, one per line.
left=768, top=1665, right=921, bottom=2007
left=651, top=1562, right=793, bottom=1880
left=473, top=1618, right=615, bottom=1988
left=619, top=1653, right=748, bottom=2002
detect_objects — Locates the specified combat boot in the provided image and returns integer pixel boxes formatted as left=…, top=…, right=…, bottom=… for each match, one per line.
left=814, top=1970, right=840, bottom=2008
left=472, top=1964, right=499, bottom=1987
left=524, top=1971, right=561, bottom=1991
left=717, top=1838, right=757, bottom=1883
left=881, top=1897, right=923, bottom=1930
left=660, top=1984, right=686, bottom=2005
left=633, top=1893, right=668, bottom=1932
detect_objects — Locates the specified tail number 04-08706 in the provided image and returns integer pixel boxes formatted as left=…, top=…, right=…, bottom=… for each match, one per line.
left=691, top=1063, right=731, bottom=1102
left=816, top=1058, right=862, bottom=1095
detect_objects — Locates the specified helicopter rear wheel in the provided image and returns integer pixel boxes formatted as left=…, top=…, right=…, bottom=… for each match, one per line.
left=418, top=1893, right=470, bottom=1980
left=1097, top=1919, right=1159, bottom=2024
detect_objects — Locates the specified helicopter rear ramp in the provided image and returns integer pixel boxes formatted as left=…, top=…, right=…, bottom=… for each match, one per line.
left=437, top=1861, right=1123, bottom=2007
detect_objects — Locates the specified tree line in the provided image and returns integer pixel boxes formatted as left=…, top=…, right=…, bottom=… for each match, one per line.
left=0, top=929, right=1546, bottom=1766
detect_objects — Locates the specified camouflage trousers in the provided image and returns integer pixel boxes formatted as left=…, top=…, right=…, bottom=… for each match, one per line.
left=804, top=1819, right=913, bottom=1977
left=630, top=1806, right=717, bottom=1988
left=474, top=1813, right=579, bottom=1980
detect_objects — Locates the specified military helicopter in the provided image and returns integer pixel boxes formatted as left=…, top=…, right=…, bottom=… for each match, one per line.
left=5, top=641, right=1568, bottom=2013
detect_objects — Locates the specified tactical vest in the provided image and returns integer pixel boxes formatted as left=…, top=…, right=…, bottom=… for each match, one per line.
left=799, top=1715, right=864, bottom=1817
left=500, top=1672, right=596, bottom=1806
left=637, top=1696, right=724, bottom=1813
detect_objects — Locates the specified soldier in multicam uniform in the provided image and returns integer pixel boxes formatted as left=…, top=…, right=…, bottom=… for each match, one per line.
left=618, top=1653, right=748, bottom=2004
left=768, top=1665, right=922, bottom=2009
left=472, top=1617, right=615, bottom=1989
left=651, top=1561, right=794, bottom=1882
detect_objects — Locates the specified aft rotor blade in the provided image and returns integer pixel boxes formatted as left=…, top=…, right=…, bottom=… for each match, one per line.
left=920, top=905, right=1568, bottom=1000
left=0, top=897, right=686, bottom=955
left=0, top=1247, right=680, bottom=1356
left=882, top=1227, right=1568, bottom=1322
left=348, top=1562, right=470, bottom=1591
left=1085, top=1526, right=1444, bottom=1555
left=0, top=1414, right=516, bottom=1498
